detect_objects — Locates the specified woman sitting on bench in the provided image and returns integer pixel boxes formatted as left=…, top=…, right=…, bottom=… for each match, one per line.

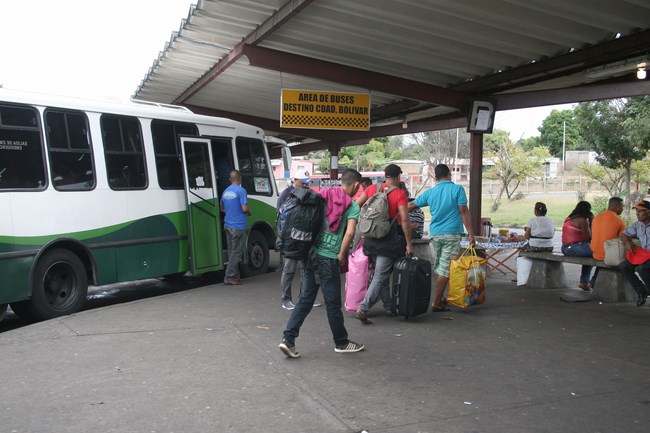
left=522, top=202, right=555, bottom=253
left=561, top=201, right=595, bottom=291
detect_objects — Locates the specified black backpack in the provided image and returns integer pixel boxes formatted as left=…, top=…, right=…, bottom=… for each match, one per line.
left=276, top=188, right=325, bottom=259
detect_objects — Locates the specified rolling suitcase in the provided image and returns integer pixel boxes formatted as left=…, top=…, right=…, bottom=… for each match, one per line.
left=391, top=256, right=431, bottom=319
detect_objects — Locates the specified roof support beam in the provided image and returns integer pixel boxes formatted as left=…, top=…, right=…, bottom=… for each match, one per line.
left=241, top=44, right=466, bottom=111
left=173, top=0, right=317, bottom=104
left=494, top=79, right=650, bottom=110
left=454, top=30, right=650, bottom=94
left=185, top=103, right=466, bottom=142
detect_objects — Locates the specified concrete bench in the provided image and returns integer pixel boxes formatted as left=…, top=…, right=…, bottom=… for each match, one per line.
left=518, top=251, right=635, bottom=303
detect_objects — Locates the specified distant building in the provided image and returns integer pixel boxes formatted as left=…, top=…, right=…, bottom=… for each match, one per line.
left=542, top=157, right=560, bottom=179
left=271, top=158, right=315, bottom=186
left=564, top=151, right=598, bottom=171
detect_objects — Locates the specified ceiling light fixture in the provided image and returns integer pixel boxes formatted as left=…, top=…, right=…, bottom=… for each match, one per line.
left=584, top=56, right=649, bottom=79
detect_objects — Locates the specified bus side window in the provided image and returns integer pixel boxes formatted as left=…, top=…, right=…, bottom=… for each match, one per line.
left=210, top=137, right=233, bottom=198
left=0, top=104, right=46, bottom=189
left=235, top=137, right=272, bottom=197
left=45, top=110, right=95, bottom=191
left=151, top=120, right=198, bottom=189
left=101, top=115, right=147, bottom=190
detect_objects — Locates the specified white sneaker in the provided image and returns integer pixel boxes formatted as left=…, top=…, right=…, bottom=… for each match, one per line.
left=279, top=340, right=300, bottom=358
left=334, top=340, right=365, bottom=353
left=313, top=300, right=322, bottom=307
left=282, top=300, right=296, bottom=310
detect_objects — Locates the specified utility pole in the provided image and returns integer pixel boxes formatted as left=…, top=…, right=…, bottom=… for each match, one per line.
left=562, top=120, right=566, bottom=190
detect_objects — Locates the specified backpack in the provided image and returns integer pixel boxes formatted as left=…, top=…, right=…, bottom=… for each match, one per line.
left=358, top=185, right=398, bottom=239
left=276, top=187, right=325, bottom=259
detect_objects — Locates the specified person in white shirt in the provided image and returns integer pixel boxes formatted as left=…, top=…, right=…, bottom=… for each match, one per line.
left=522, top=202, right=555, bottom=252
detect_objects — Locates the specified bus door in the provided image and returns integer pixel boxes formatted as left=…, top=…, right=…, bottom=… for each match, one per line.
left=180, top=137, right=222, bottom=274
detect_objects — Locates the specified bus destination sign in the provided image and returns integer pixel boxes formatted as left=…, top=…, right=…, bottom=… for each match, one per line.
left=281, top=89, right=370, bottom=131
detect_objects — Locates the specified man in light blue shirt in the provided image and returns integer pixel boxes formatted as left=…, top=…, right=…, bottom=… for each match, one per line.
left=220, top=170, right=250, bottom=285
left=621, top=200, right=650, bottom=306
left=410, top=164, right=475, bottom=312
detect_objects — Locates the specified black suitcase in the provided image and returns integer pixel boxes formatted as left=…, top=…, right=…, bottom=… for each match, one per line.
left=391, top=256, right=432, bottom=319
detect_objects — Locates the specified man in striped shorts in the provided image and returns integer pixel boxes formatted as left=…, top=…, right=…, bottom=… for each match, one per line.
left=409, top=164, right=475, bottom=312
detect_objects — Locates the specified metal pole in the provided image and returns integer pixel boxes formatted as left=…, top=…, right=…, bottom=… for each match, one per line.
left=453, top=128, right=459, bottom=183
left=562, top=120, right=566, bottom=190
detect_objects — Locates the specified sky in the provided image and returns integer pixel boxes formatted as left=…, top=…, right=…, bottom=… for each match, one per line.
left=493, top=103, right=576, bottom=140
left=0, top=0, right=194, bottom=101
left=0, top=0, right=570, bottom=140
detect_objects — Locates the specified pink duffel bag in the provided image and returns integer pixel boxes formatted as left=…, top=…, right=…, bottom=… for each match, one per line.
left=345, top=239, right=369, bottom=312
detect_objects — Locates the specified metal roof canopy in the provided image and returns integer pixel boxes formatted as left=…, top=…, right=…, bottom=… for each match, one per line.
left=133, top=0, right=650, bottom=233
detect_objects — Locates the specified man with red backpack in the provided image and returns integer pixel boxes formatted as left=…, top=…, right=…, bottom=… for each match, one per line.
left=354, top=164, right=413, bottom=324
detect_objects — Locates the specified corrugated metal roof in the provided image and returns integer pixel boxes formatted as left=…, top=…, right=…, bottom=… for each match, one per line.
left=133, top=0, right=650, bottom=143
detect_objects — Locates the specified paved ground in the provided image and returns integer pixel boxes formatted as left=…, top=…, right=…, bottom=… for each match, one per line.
left=1, top=250, right=649, bottom=433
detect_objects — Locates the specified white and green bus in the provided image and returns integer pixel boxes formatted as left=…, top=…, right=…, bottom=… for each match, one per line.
left=0, top=89, right=283, bottom=322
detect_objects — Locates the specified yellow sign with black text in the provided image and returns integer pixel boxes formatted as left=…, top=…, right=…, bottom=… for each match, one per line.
left=281, top=89, right=370, bottom=130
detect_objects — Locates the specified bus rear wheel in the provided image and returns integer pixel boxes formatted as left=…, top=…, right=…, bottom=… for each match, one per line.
left=240, top=230, right=269, bottom=277
left=25, top=248, right=88, bottom=321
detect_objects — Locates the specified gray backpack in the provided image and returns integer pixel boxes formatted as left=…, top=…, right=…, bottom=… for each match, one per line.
left=358, top=186, right=398, bottom=239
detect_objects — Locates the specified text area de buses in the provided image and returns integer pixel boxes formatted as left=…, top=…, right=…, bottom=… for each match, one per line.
left=283, top=93, right=368, bottom=115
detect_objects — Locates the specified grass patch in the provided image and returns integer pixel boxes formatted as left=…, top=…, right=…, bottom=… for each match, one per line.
left=481, top=197, right=578, bottom=228
left=422, top=193, right=624, bottom=230
left=418, top=195, right=606, bottom=229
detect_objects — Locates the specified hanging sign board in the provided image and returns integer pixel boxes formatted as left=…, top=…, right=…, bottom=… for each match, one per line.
left=281, top=89, right=370, bottom=130
left=467, top=99, right=497, bottom=134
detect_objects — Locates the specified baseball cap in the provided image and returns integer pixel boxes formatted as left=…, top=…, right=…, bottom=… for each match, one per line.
left=384, top=164, right=402, bottom=179
left=633, top=200, right=650, bottom=210
left=293, top=170, right=310, bottom=183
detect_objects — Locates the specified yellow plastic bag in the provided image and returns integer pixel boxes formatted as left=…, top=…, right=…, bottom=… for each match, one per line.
left=448, top=247, right=487, bottom=308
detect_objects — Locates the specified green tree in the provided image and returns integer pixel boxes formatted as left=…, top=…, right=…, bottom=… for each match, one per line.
left=483, top=129, right=511, bottom=154
left=409, top=129, right=470, bottom=164
left=484, top=140, right=550, bottom=211
left=312, top=137, right=401, bottom=173
left=575, top=158, right=650, bottom=205
left=538, top=109, right=582, bottom=158
left=574, top=97, right=650, bottom=207
left=517, top=135, right=542, bottom=151
left=574, top=163, right=627, bottom=197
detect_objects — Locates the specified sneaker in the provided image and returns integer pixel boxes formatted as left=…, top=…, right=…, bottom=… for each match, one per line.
left=335, top=340, right=365, bottom=353
left=355, top=309, right=372, bottom=325
left=224, top=279, right=242, bottom=285
left=313, top=300, right=322, bottom=307
left=282, top=300, right=296, bottom=310
left=279, top=340, right=300, bottom=358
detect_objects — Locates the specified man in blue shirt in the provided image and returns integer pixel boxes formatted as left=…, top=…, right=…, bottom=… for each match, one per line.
left=409, top=164, right=475, bottom=312
left=621, top=200, right=650, bottom=306
left=220, top=170, right=251, bottom=285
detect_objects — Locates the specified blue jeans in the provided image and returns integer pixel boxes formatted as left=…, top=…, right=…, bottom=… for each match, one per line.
left=561, top=242, right=593, bottom=284
left=359, top=255, right=396, bottom=313
left=283, top=254, right=348, bottom=346
left=225, top=227, right=245, bottom=280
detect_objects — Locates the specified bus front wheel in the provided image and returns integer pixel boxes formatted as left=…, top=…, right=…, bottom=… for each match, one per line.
left=240, top=231, right=269, bottom=277
left=27, top=248, right=89, bottom=321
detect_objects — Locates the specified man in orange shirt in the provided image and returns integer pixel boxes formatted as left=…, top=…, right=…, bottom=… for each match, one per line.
left=590, top=197, right=626, bottom=287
